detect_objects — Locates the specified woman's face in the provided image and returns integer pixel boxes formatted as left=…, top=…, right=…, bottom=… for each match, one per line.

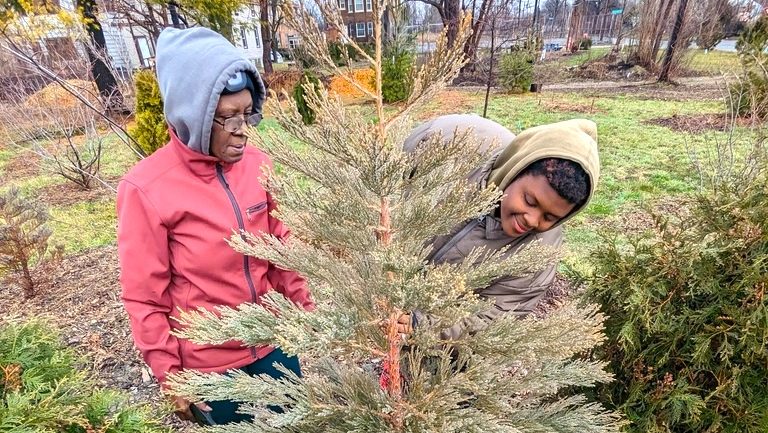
left=499, top=174, right=576, bottom=238
left=210, top=89, right=252, bottom=164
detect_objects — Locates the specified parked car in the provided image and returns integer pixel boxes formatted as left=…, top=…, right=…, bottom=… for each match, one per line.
left=544, top=43, right=563, bottom=52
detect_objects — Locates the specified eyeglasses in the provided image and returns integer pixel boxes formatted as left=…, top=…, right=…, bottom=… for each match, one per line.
left=213, top=112, right=263, bottom=133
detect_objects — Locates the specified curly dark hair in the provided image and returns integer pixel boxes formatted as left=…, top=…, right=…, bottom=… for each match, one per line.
left=518, top=158, right=590, bottom=206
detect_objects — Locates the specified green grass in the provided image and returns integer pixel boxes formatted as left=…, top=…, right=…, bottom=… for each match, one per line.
left=684, top=49, right=740, bottom=75
left=560, top=47, right=612, bottom=67
left=49, top=198, right=116, bottom=252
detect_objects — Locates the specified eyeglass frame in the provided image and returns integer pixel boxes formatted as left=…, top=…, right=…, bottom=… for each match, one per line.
left=212, top=112, right=263, bottom=133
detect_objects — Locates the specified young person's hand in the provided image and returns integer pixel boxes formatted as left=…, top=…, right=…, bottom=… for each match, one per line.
left=396, top=313, right=412, bottom=336
left=169, top=395, right=211, bottom=422
left=379, top=313, right=413, bottom=337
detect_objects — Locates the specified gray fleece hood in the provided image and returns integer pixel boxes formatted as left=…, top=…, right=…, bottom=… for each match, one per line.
left=155, top=27, right=266, bottom=156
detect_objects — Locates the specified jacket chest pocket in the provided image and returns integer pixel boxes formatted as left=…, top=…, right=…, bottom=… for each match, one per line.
left=245, top=200, right=268, bottom=223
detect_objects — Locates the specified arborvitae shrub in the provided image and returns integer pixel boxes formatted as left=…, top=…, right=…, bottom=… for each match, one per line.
left=130, top=69, right=169, bottom=156
left=578, top=37, right=593, bottom=51
left=0, top=319, right=169, bottom=432
left=381, top=47, right=414, bottom=103
left=293, top=70, right=322, bottom=125
left=0, top=187, right=61, bottom=298
left=585, top=156, right=768, bottom=433
left=498, top=51, right=533, bottom=93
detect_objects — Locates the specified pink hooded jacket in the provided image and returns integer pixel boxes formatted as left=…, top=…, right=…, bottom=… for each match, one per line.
left=117, top=131, right=312, bottom=385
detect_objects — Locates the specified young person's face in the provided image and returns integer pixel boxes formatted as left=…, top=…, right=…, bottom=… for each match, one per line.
left=210, top=89, right=252, bottom=164
left=499, top=174, right=576, bottom=238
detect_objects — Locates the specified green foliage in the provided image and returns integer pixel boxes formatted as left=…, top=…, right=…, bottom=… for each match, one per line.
left=130, top=69, right=169, bottom=157
left=498, top=51, right=533, bottom=93
left=381, top=47, right=414, bottom=103
left=578, top=37, right=593, bottom=51
left=0, top=319, right=169, bottom=433
left=585, top=149, right=768, bottom=432
left=0, top=187, right=60, bottom=298
left=170, top=0, right=241, bottom=41
left=293, top=70, right=321, bottom=125
left=328, top=42, right=360, bottom=66
left=293, top=46, right=319, bottom=69
left=730, top=15, right=768, bottom=119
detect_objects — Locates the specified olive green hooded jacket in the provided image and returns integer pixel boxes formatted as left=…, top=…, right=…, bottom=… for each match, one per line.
left=403, top=114, right=600, bottom=339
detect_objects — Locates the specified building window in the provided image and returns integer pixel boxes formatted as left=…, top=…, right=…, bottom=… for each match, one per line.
left=367, top=21, right=373, bottom=36
left=133, top=36, right=153, bottom=68
left=365, top=0, right=372, bottom=11
left=356, top=22, right=365, bottom=38
left=253, top=29, right=261, bottom=48
left=239, top=28, right=248, bottom=49
left=288, top=35, right=299, bottom=49
left=348, top=23, right=355, bottom=37
left=338, top=0, right=346, bottom=10
left=355, top=0, right=363, bottom=12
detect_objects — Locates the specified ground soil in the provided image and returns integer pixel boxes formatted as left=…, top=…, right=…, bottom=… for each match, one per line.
left=644, top=112, right=757, bottom=133
left=0, top=245, right=190, bottom=431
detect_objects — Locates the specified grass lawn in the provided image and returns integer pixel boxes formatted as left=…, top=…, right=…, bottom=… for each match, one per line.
left=684, top=49, right=740, bottom=75
left=1, top=87, right=746, bottom=275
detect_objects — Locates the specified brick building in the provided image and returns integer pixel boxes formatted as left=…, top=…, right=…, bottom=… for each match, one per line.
left=337, top=0, right=375, bottom=42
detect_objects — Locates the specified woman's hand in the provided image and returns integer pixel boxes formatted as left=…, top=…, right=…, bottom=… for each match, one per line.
left=169, top=394, right=212, bottom=422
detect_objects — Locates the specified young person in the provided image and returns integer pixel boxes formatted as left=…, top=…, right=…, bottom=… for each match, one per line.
left=400, top=115, right=599, bottom=338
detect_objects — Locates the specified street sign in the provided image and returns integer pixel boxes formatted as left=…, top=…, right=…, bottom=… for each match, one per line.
left=611, top=8, right=623, bottom=14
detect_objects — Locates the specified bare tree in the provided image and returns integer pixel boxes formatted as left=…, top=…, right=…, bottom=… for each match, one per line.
left=0, top=84, right=112, bottom=191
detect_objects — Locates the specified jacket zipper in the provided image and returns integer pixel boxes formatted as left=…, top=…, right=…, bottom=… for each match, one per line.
left=216, top=164, right=259, bottom=358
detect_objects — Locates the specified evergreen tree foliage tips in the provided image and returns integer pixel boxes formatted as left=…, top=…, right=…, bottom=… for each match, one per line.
left=498, top=51, right=533, bottom=93
left=585, top=140, right=768, bottom=433
left=130, top=69, right=169, bottom=156
left=0, top=319, right=169, bottom=433
left=167, top=2, right=624, bottom=432
left=729, top=15, right=768, bottom=119
left=0, top=187, right=61, bottom=298
left=381, top=47, right=414, bottom=103
left=293, top=71, right=322, bottom=125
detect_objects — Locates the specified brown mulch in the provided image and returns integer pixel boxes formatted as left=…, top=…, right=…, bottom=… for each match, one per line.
left=1, top=150, right=43, bottom=183
left=539, top=99, right=606, bottom=115
left=34, top=178, right=118, bottom=207
left=544, top=76, right=727, bottom=102
left=0, top=245, right=189, bottom=431
left=644, top=113, right=757, bottom=133
left=415, top=89, right=479, bottom=121
left=533, top=274, right=581, bottom=318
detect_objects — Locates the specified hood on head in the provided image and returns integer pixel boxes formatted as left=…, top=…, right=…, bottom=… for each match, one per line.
left=488, top=118, right=600, bottom=225
left=155, top=27, right=266, bottom=156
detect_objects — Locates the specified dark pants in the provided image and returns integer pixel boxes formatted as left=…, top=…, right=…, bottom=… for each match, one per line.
left=192, top=348, right=301, bottom=426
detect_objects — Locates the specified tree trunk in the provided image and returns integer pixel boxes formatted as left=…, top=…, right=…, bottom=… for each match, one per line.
left=168, top=1, right=182, bottom=28
left=260, top=0, right=273, bottom=75
left=649, top=0, right=677, bottom=64
left=462, top=0, right=494, bottom=74
left=444, top=0, right=461, bottom=48
left=658, top=0, right=689, bottom=82
left=77, top=0, right=125, bottom=112
left=483, top=13, right=496, bottom=118
left=566, top=0, right=586, bottom=51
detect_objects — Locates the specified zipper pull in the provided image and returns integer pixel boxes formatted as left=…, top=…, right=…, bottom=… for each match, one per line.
left=215, top=163, right=229, bottom=187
